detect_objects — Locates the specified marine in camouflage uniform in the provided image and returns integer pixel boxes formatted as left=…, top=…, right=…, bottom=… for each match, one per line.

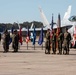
left=63, top=28, right=71, bottom=55
left=12, top=31, right=15, bottom=50
left=3, top=29, right=10, bottom=52
left=52, top=29, right=56, bottom=54
left=58, top=29, right=64, bottom=54
left=45, top=29, right=50, bottom=54
left=12, top=30, right=20, bottom=52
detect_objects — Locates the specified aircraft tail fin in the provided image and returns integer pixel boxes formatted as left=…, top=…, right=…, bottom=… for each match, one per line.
left=17, top=21, right=20, bottom=29
left=30, top=23, right=34, bottom=29
left=63, top=5, right=72, bottom=21
left=39, top=6, right=49, bottom=27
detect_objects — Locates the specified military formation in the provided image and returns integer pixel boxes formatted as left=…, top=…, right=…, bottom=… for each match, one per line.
left=45, top=28, right=72, bottom=55
left=0, top=27, right=72, bottom=54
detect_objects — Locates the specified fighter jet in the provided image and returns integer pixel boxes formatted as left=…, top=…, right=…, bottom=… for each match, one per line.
left=39, top=5, right=72, bottom=30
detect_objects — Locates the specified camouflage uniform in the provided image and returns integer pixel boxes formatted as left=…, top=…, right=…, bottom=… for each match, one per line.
left=3, top=30, right=10, bottom=52
left=45, top=30, right=50, bottom=54
left=52, top=32, right=56, bottom=54
left=58, top=32, right=63, bottom=54
left=12, top=30, right=20, bottom=52
left=63, top=30, right=71, bottom=54
left=12, top=33, right=15, bottom=49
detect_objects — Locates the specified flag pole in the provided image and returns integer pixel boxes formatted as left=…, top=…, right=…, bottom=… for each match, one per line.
left=38, top=27, right=43, bottom=49
left=56, top=13, right=61, bottom=50
left=34, top=44, right=35, bottom=50
left=42, top=43, right=43, bottom=50
left=33, top=26, right=36, bottom=50
left=26, top=26, right=30, bottom=50
left=27, top=43, right=28, bottom=50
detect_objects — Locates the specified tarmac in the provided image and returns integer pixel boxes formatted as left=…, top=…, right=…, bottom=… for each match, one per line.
left=0, top=42, right=76, bottom=75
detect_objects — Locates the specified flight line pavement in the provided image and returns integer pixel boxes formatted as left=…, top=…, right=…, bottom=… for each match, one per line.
left=0, top=42, right=76, bottom=75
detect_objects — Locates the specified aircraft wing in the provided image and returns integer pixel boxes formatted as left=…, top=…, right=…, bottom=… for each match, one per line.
left=52, top=24, right=73, bottom=33
left=21, top=24, right=72, bottom=32
left=29, top=28, right=47, bottom=31
left=61, top=25, right=72, bottom=29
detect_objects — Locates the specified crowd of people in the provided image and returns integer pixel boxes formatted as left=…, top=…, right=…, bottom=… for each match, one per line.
left=45, top=28, right=72, bottom=55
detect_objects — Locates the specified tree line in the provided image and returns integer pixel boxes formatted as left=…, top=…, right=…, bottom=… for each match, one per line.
left=0, top=21, right=43, bottom=32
